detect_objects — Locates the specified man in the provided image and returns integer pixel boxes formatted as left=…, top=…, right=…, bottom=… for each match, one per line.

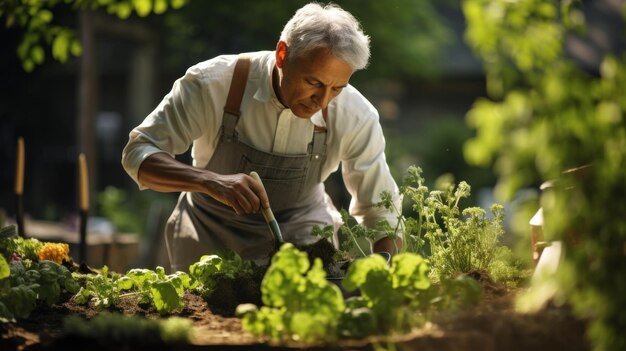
left=122, top=3, right=402, bottom=272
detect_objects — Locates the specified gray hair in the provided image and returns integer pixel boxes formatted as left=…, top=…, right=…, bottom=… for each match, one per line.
left=279, top=3, right=370, bottom=70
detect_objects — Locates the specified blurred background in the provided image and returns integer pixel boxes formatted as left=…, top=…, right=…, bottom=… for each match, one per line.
left=0, top=0, right=623, bottom=267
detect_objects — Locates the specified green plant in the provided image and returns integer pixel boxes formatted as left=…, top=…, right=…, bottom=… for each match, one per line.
left=1, top=259, right=79, bottom=322
left=376, top=166, right=517, bottom=283
left=312, top=210, right=381, bottom=259
left=188, top=249, right=258, bottom=304
left=237, top=241, right=483, bottom=343
left=63, top=312, right=194, bottom=344
left=236, top=243, right=345, bottom=344
left=462, top=1, right=626, bottom=350
left=0, top=231, right=44, bottom=266
left=0, top=0, right=187, bottom=72
left=73, top=265, right=190, bottom=314
left=342, top=253, right=431, bottom=333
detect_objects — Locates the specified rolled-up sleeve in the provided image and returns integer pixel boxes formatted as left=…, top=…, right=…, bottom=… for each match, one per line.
left=341, top=112, right=402, bottom=242
left=121, top=66, right=210, bottom=189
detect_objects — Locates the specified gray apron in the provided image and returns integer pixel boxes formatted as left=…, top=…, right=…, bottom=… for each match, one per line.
left=164, top=55, right=340, bottom=271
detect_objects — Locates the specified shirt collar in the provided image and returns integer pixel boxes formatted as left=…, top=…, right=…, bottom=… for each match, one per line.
left=252, top=51, right=324, bottom=124
left=253, top=52, right=281, bottom=105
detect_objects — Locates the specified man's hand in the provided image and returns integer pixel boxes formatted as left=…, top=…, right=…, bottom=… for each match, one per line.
left=373, top=237, right=403, bottom=255
left=204, top=173, right=270, bottom=215
left=137, top=153, right=270, bottom=215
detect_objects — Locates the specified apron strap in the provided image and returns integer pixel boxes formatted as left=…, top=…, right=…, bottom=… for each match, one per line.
left=222, top=54, right=252, bottom=141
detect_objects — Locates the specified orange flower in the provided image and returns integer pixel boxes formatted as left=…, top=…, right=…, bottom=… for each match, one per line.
left=38, top=242, right=70, bottom=264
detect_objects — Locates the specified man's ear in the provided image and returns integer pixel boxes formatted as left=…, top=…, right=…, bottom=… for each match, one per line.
left=275, top=41, right=288, bottom=69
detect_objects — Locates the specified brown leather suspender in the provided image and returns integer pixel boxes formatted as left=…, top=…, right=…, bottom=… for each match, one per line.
left=224, top=54, right=252, bottom=117
left=223, top=54, right=328, bottom=131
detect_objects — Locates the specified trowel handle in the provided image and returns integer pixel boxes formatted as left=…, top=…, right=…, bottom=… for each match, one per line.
left=250, top=171, right=284, bottom=243
left=250, top=172, right=273, bottom=218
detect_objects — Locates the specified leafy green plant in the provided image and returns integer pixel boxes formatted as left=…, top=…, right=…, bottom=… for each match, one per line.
left=189, top=250, right=254, bottom=292
left=63, top=312, right=194, bottom=344
left=1, top=259, right=79, bottom=322
left=0, top=233, right=44, bottom=266
left=73, top=265, right=190, bottom=314
left=237, top=242, right=483, bottom=343
left=236, top=243, right=345, bottom=344
left=342, top=253, right=431, bottom=333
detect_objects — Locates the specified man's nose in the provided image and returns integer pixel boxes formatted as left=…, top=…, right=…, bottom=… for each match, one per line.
left=313, top=88, right=333, bottom=109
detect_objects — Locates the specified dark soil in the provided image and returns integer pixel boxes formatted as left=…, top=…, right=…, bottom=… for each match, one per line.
left=204, top=265, right=265, bottom=316
left=0, top=269, right=590, bottom=351
left=297, top=238, right=340, bottom=273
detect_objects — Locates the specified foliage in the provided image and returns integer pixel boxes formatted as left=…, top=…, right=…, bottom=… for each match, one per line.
left=73, top=265, right=190, bottom=314
left=462, top=1, right=626, bottom=350
left=237, top=243, right=482, bottom=343
left=0, top=0, right=187, bottom=72
left=236, top=243, right=345, bottom=344
left=97, top=185, right=176, bottom=236
left=188, top=250, right=255, bottom=299
left=332, top=165, right=519, bottom=284
left=0, top=226, right=80, bottom=321
left=312, top=210, right=380, bottom=259
left=0, top=259, right=79, bottom=322
left=0, top=234, right=44, bottom=265
left=63, top=312, right=194, bottom=344
left=342, top=253, right=431, bottom=333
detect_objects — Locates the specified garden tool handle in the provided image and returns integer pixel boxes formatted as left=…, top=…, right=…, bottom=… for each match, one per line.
left=249, top=171, right=284, bottom=243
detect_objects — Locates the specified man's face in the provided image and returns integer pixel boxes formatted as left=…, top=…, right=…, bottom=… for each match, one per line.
left=276, top=44, right=353, bottom=119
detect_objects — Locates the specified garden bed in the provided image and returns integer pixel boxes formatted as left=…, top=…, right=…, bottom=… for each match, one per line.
left=1, top=279, right=589, bottom=351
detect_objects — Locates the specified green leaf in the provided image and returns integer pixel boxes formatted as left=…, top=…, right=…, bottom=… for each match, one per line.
left=30, top=45, right=45, bottom=64
left=0, top=255, right=9, bottom=280
left=0, top=224, right=18, bottom=239
left=151, top=281, right=183, bottom=314
left=37, top=9, right=53, bottom=23
left=342, top=254, right=388, bottom=292
left=132, top=0, right=152, bottom=17
left=154, top=0, right=168, bottom=14
left=126, top=268, right=158, bottom=289
left=115, top=3, right=132, bottom=19
left=52, top=32, right=69, bottom=62
left=117, top=276, right=134, bottom=290
left=70, top=39, right=82, bottom=56
left=390, top=253, right=430, bottom=290
left=170, top=0, right=187, bottom=10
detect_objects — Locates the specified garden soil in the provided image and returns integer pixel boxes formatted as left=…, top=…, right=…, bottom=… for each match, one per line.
left=0, top=272, right=589, bottom=351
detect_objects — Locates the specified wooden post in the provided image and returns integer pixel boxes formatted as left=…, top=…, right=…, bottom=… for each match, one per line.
left=14, top=137, right=26, bottom=238
left=78, top=10, right=98, bottom=212
left=78, top=153, right=89, bottom=263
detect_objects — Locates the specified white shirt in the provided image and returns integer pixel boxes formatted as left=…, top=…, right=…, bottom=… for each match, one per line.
left=122, top=51, right=401, bottom=233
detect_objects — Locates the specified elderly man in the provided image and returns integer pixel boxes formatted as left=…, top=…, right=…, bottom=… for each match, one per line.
left=122, top=3, right=402, bottom=271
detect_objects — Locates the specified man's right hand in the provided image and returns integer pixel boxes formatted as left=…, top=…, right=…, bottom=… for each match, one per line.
left=204, top=173, right=270, bottom=215
left=137, top=152, right=270, bottom=215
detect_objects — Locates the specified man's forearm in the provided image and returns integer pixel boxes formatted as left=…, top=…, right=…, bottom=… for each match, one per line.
left=137, top=152, right=269, bottom=215
left=137, top=152, right=210, bottom=193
